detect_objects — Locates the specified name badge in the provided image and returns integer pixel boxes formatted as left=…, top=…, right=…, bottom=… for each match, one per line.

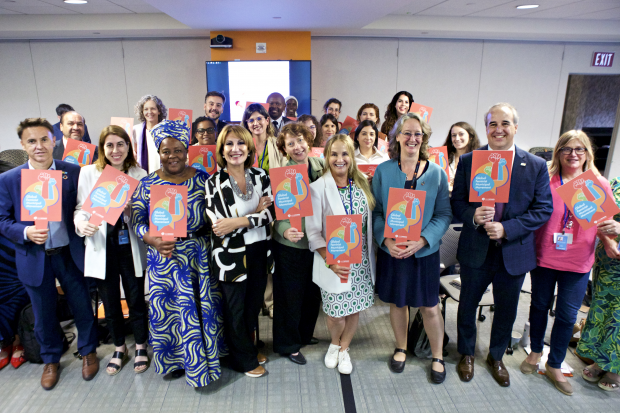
left=555, top=234, right=568, bottom=251
left=118, top=229, right=130, bottom=245
left=553, top=233, right=573, bottom=244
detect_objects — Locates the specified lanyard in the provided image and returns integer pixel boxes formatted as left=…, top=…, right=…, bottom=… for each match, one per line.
left=258, top=140, right=268, bottom=170
left=400, top=159, right=421, bottom=190
left=339, top=179, right=353, bottom=215
left=559, top=175, right=573, bottom=233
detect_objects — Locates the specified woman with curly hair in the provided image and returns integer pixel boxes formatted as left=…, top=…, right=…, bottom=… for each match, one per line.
left=132, top=94, right=168, bottom=173
left=380, top=91, right=413, bottom=136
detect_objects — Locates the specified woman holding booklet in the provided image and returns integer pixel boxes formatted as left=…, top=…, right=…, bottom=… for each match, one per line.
left=371, top=113, right=451, bottom=381
left=306, top=134, right=376, bottom=375
left=521, top=130, right=611, bottom=396
left=205, top=124, right=275, bottom=379
left=74, top=125, right=148, bottom=376
left=272, top=123, right=325, bottom=365
left=131, top=120, right=225, bottom=387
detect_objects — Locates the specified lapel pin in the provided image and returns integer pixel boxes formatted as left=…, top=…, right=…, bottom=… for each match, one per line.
left=521, top=163, right=526, bottom=166
left=421, top=182, right=425, bottom=186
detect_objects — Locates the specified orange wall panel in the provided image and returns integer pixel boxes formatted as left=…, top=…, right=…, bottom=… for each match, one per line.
left=210, top=31, right=311, bottom=61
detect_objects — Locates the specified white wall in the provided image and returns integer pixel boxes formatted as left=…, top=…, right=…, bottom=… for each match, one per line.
left=311, top=37, right=620, bottom=151
left=0, top=38, right=211, bottom=151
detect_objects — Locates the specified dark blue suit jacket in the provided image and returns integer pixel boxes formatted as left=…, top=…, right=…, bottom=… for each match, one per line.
left=451, top=145, right=553, bottom=275
left=52, top=122, right=91, bottom=144
left=0, top=160, right=85, bottom=287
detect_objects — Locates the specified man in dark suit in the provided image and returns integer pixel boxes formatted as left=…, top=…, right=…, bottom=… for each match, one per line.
left=0, top=118, right=99, bottom=390
left=267, top=92, right=292, bottom=135
left=52, top=111, right=97, bottom=162
left=204, top=91, right=229, bottom=136
left=451, top=103, right=553, bottom=387
left=52, top=104, right=91, bottom=144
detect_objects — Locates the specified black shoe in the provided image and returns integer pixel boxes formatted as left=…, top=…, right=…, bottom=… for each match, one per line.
left=307, top=337, right=319, bottom=345
left=134, top=348, right=150, bottom=374
left=430, top=358, right=446, bottom=384
left=389, top=348, right=406, bottom=373
left=171, top=369, right=185, bottom=378
left=288, top=352, right=307, bottom=365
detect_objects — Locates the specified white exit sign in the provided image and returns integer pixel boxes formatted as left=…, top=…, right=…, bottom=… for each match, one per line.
left=591, top=52, right=614, bottom=67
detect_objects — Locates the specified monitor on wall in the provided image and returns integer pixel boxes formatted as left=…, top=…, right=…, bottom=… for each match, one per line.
left=206, top=60, right=311, bottom=122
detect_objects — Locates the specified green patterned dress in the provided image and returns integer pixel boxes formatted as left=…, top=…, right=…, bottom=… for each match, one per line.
left=131, top=170, right=226, bottom=387
left=577, top=177, right=620, bottom=374
left=321, top=183, right=375, bottom=317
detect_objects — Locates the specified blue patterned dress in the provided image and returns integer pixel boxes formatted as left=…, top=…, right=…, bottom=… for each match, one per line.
left=131, top=169, right=226, bottom=387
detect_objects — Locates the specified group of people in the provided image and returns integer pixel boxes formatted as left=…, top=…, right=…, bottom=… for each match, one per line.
left=0, top=91, right=618, bottom=398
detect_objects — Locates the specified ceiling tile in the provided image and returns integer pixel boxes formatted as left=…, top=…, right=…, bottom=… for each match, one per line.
left=0, top=4, right=78, bottom=15
left=0, top=7, right=21, bottom=14
left=417, top=0, right=518, bottom=17
left=390, top=0, right=446, bottom=15
left=468, top=0, right=615, bottom=18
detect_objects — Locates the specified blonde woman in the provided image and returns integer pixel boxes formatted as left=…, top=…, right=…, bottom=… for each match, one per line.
left=306, top=134, right=376, bottom=375
left=521, top=130, right=612, bottom=396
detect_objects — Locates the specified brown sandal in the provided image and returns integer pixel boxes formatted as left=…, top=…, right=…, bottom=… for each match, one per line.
left=582, top=364, right=605, bottom=383
left=598, top=373, right=620, bottom=391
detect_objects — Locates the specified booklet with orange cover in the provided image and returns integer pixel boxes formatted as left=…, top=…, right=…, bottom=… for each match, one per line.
left=429, top=146, right=450, bottom=182
left=149, top=185, right=188, bottom=241
left=188, top=145, right=218, bottom=176
left=82, top=165, right=140, bottom=226
left=326, top=214, right=363, bottom=281
left=21, top=170, right=63, bottom=229
left=308, top=147, right=325, bottom=158
left=384, top=188, right=426, bottom=242
left=271, top=164, right=313, bottom=230
left=168, top=108, right=193, bottom=135
left=409, top=103, right=433, bottom=123
left=358, top=164, right=378, bottom=177
left=555, top=169, right=620, bottom=230
left=110, top=117, right=134, bottom=137
left=469, top=150, right=513, bottom=205
left=377, top=138, right=388, bottom=154
left=62, top=139, right=97, bottom=167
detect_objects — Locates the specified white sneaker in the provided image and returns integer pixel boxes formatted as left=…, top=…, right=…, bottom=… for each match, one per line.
left=324, top=344, right=341, bottom=369
left=338, top=348, right=352, bottom=374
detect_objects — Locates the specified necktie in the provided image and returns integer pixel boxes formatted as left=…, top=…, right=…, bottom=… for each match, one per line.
left=493, top=202, right=505, bottom=222
left=273, top=120, right=279, bottom=133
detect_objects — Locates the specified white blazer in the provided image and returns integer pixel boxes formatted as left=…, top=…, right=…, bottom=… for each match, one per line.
left=306, top=171, right=376, bottom=292
left=132, top=122, right=161, bottom=174
left=74, top=164, right=148, bottom=280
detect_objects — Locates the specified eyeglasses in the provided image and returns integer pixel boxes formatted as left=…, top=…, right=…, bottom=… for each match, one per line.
left=196, top=128, right=215, bottom=135
left=560, top=147, right=586, bottom=155
left=247, top=116, right=265, bottom=124
left=400, top=132, right=423, bottom=139
left=307, top=125, right=316, bottom=130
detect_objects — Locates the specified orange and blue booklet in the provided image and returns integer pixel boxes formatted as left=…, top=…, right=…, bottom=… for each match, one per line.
left=149, top=185, right=188, bottom=241
left=270, top=164, right=313, bottom=231
left=82, top=165, right=140, bottom=226
left=168, top=108, right=193, bottom=136
left=469, top=150, right=513, bottom=205
left=555, top=169, right=620, bottom=231
left=62, top=139, right=97, bottom=167
left=409, top=103, right=433, bottom=123
left=326, top=214, right=363, bottom=278
left=384, top=188, right=426, bottom=242
left=188, top=145, right=218, bottom=176
left=429, top=146, right=450, bottom=182
left=21, top=170, right=63, bottom=229
left=110, top=117, right=134, bottom=137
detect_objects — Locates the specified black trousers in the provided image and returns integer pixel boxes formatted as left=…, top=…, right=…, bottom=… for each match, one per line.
left=23, top=247, right=98, bottom=363
left=96, top=246, right=147, bottom=347
left=272, top=242, right=320, bottom=354
left=457, top=243, right=525, bottom=361
left=220, top=240, right=269, bottom=373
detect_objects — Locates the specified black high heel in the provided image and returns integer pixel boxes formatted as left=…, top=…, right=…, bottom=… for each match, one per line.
left=389, top=348, right=406, bottom=373
left=430, top=358, right=446, bottom=384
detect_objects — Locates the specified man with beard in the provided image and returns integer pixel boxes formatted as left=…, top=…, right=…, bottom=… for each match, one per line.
left=204, top=91, right=228, bottom=136
left=267, top=92, right=292, bottom=135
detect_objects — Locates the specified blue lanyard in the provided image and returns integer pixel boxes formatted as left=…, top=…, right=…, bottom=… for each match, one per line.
left=559, top=175, right=572, bottom=232
left=340, top=179, right=353, bottom=215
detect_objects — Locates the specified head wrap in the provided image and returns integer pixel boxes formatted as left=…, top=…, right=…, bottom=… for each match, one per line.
left=285, top=96, right=298, bottom=116
left=151, top=120, right=190, bottom=150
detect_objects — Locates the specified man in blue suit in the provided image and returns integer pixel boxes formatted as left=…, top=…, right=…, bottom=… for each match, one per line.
left=0, top=118, right=99, bottom=390
left=451, top=103, right=553, bottom=387
left=52, top=103, right=91, bottom=144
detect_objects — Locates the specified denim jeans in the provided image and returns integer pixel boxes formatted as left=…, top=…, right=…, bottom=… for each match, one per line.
left=529, top=266, right=589, bottom=368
